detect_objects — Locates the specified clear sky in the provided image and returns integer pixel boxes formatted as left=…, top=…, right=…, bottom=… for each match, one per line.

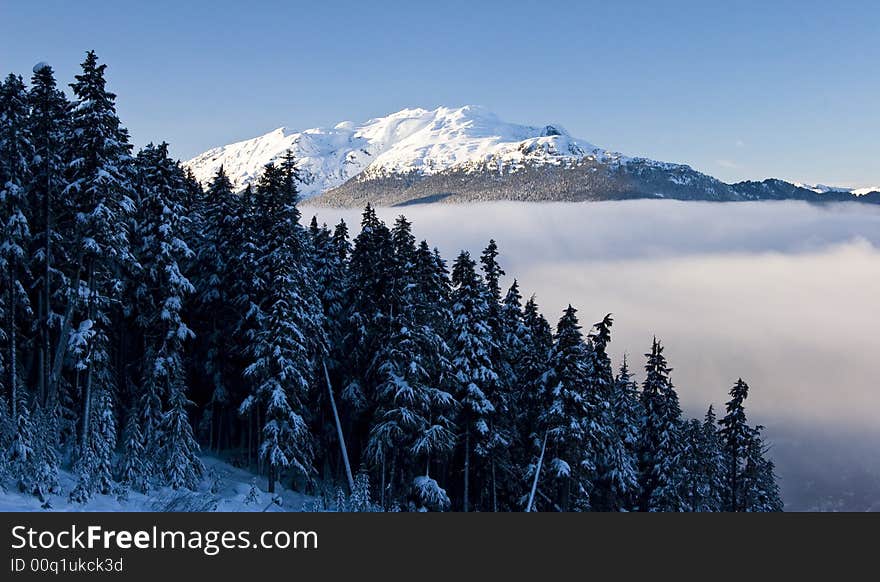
left=2, top=0, right=878, bottom=186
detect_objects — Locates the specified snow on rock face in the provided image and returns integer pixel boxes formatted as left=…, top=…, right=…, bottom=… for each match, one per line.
left=184, top=105, right=618, bottom=197
left=794, top=183, right=880, bottom=197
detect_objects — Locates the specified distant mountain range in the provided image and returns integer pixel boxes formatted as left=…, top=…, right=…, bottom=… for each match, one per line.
left=184, top=106, right=879, bottom=206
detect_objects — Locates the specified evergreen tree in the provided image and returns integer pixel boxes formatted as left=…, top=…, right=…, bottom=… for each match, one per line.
left=132, top=142, right=200, bottom=484
left=70, top=381, right=117, bottom=502
left=160, top=387, right=204, bottom=490
left=740, top=426, right=783, bottom=512
left=0, top=73, right=34, bottom=423
left=449, top=251, right=498, bottom=511
left=65, top=51, right=134, bottom=485
left=589, top=315, right=638, bottom=511
left=367, top=218, right=456, bottom=506
left=479, top=239, right=505, bottom=345
left=240, top=158, right=322, bottom=493
left=609, top=357, right=642, bottom=510
left=638, top=338, right=685, bottom=511
left=719, top=378, right=751, bottom=511
left=27, top=63, right=70, bottom=408
left=195, top=166, right=242, bottom=450
left=699, top=406, right=725, bottom=511
left=342, top=204, right=394, bottom=416
left=6, top=403, right=36, bottom=494
left=538, top=305, right=597, bottom=510
left=119, top=406, right=149, bottom=493
left=31, top=404, right=61, bottom=500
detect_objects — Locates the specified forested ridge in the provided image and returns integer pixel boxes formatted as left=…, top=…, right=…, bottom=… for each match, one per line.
left=0, top=52, right=782, bottom=511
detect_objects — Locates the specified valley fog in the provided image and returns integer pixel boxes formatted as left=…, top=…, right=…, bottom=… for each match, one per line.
left=305, top=200, right=880, bottom=510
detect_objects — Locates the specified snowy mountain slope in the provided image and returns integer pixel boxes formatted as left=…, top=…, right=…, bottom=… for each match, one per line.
left=794, top=183, right=880, bottom=197
left=185, top=106, right=620, bottom=197
left=184, top=105, right=879, bottom=205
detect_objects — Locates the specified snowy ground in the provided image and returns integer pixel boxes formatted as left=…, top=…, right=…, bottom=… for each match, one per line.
left=0, top=456, right=315, bottom=512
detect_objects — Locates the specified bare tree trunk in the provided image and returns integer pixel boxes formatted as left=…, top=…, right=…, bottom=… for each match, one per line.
left=37, top=293, right=46, bottom=406
left=380, top=456, right=386, bottom=508
left=247, top=408, right=253, bottom=468
left=491, top=460, right=498, bottom=512
left=41, top=166, right=53, bottom=406
left=323, top=360, right=354, bottom=492
left=208, top=403, right=215, bottom=452
left=215, top=405, right=223, bottom=454
left=527, top=430, right=548, bottom=512
left=463, top=428, right=470, bottom=512
left=7, top=264, right=17, bottom=419
left=81, top=261, right=96, bottom=447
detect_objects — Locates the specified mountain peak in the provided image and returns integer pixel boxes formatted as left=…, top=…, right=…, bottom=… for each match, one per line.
left=185, top=106, right=608, bottom=196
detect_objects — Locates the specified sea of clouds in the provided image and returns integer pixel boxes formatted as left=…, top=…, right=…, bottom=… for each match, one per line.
left=305, top=200, right=880, bottom=510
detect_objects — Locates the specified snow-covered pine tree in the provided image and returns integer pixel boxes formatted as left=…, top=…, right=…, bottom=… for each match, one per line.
left=589, top=315, right=638, bottom=511
left=160, top=387, right=204, bottom=490
left=240, top=156, right=323, bottom=494
left=65, top=52, right=134, bottom=497
left=7, top=402, right=36, bottom=494
left=0, top=73, right=34, bottom=425
left=366, top=217, right=456, bottom=507
left=342, top=205, right=394, bottom=417
left=697, top=405, right=725, bottom=511
left=539, top=305, right=595, bottom=511
left=609, top=356, right=642, bottom=510
left=740, top=425, right=783, bottom=512
left=132, top=142, right=201, bottom=488
left=475, top=241, right=514, bottom=511
left=306, top=216, right=353, bottom=486
left=194, top=166, right=241, bottom=452
left=450, top=251, right=498, bottom=511
left=637, top=338, right=685, bottom=512
left=27, top=63, right=71, bottom=409
left=514, top=296, right=554, bottom=508
left=680, top=418, right=714, bottom=512
left=323, top=219, right=352, bottom=370
left=479, top=240, right=505, bottom=342
left=719, top=378, right=750, bottom=511
left=31, top=404, right=61, bottom=500
left=119, top=405, right=149, bottom=494
left=497, top=280, right=532, bottom=504
left=681, top=406, right=724, bottom=512
left=500, top=281, right=528, bottom=379
left=70, top=378, right=117, bottom=502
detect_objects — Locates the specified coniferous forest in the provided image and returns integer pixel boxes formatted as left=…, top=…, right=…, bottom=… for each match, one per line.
left=0, top=52, right=783, bottom=512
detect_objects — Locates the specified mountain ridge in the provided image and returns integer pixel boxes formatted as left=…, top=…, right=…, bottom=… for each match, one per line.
left=183, top=106, right=879, bottom=206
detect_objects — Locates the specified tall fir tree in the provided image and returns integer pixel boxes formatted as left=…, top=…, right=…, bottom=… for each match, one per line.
left=538, top=305, right=597, bottom=511
left=638, top=338, right=685, bottom=511
left=589, top=315, right=638, bottom=511
left=26, top=63, right=70, bottom=409
left=609, top=357, right=642, bottom=510
left=719, top=378, right=751, bottom=511
left=449, top=251, right=498, bottom=511
left=367, top=218, right=456, bottom=506
left=240, top=157, right=323, bottom=493
left=739, top=426, right=783, bottom=512
left=65, top=51, right=134, bottom=498
left=0, top=73, right=34, bottom=424
left=131, top=142, right=201, bottom=487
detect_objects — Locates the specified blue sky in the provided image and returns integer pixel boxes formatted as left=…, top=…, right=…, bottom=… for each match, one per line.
left=2, top=0, right=878, bottom=186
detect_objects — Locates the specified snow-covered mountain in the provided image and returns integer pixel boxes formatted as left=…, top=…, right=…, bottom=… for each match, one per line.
left=793, top=183, right=880, bottom=197
left=185, top=106, right=880, bottom=206
left=186, top=105, right=620, bottom=197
